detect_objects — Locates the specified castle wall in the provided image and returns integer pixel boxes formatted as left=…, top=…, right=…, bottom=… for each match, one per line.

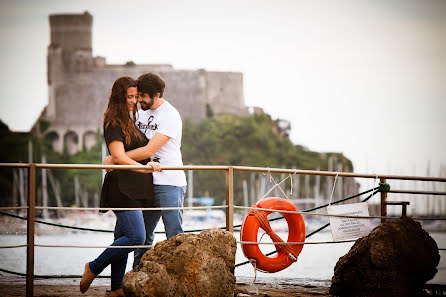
left=92, top=66, right=208, bottom=122
left=160, top=70, right=207, bottom=121
left=205, top=71, right=247, bottom=116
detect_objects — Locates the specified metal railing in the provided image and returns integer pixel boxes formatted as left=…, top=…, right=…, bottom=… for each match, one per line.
left=0, top=162, right=445, bottom=297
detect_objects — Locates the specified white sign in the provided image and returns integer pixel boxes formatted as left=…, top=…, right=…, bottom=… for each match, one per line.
left=327, top=202, right=372, bottom=241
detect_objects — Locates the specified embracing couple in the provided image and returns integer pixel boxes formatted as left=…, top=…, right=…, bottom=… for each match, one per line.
left=80, top=73, right=187, bottom=296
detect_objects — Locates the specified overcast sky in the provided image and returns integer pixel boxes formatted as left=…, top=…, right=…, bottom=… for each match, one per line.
left=1, top=0, right=445, bottom=188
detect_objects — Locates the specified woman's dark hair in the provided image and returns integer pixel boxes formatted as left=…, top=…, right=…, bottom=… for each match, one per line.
left=103, top=76, right=144, bottom=145
left=137, top=73, right=165, bottom=98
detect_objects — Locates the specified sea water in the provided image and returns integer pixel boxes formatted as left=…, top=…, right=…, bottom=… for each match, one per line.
left=1, top=231, right=445, bottom=284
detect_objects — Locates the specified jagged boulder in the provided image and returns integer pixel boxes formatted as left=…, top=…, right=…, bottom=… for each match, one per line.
left=330, top=217, right=440, bottom=297
left=123, top=228, right=237, bottom=297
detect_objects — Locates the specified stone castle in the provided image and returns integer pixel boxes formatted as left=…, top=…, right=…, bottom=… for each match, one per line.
left=37, top=12, right=249, bottom=154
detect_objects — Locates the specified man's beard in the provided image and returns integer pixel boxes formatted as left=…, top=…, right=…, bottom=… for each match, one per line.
left=138, top=101, right=152, bottom=111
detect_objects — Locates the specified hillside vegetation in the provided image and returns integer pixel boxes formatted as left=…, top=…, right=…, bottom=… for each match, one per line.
left=0, top=114, right=354, bottom=209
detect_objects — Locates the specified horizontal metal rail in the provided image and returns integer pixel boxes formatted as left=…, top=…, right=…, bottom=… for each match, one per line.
left=234, top=166, right=446, bottom=182
left=0, top=163, right=30, bottom=168
left=2, top=163, right=445, bottom=182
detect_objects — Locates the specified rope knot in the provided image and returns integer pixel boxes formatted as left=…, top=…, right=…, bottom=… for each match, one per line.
left=248, top=207, right=299, bottom=262
left=379, top=182, right=390, bottom=192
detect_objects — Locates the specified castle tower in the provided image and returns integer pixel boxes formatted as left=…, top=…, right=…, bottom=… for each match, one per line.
left=48, top=11, right=93, bottom=85
left=44, top=12, right=96, bottom=153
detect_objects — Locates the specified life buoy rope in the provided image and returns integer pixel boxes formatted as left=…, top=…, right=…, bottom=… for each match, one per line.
left=247, top=208, right=299, bottom=261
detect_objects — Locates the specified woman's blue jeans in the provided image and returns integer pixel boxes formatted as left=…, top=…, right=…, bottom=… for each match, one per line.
left=89, top=210, right=145, bottom=291
left=133, top=185, right=186, bottom=270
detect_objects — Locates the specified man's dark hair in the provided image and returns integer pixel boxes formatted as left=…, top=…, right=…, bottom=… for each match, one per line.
left=137, top=73, right=165, bottom=98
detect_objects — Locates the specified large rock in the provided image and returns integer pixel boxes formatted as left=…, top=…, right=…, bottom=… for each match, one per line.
left=330, top=217, right=440, bottom=297
left=123, top=228, right=237, bottom=297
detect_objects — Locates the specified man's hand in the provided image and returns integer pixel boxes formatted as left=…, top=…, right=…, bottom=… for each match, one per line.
left=103, top=155, right=114, bottom=172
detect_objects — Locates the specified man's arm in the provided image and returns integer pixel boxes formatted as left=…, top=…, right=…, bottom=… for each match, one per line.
left=104, top=133, right=170, bottom=164
left=108, top=140, right=155, bottom=173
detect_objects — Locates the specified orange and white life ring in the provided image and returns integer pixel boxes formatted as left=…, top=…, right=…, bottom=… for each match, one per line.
left=240, top=197, right=306, bottom=273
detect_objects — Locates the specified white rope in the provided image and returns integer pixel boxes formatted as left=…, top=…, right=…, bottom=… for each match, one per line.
left=34, top=205, right=228, bottom=211
left=3, top=203, right=391, bottom=219
left=35, top=244, right=153, bottom=249
left=2, top=203, right=396, bottom=220
left=289, top=169, right=299, bottom=195
left=250, top=259, right=258, bottom=284
left=0, top=244, right=28, bottom=249
left=0, top=207, right=28, bottom=210
left=235, top=206, right=301, bottom=214
left=238, top=240, right=356, bottom=245
left=254, top=168, right=296, bottom=203
left=269, top=175, right=291, bottom=200
left=258, top=174, right=290, bottom=201
left=329, top=171, right=339, bottom=206
left=233, top=205, right=385, bottom=219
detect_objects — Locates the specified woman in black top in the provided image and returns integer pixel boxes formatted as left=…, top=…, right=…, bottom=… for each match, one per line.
left=80, top=76, right=160, bottom=296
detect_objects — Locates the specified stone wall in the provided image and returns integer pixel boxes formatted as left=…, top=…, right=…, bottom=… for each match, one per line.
left=205, top=71, right=247, bottom=116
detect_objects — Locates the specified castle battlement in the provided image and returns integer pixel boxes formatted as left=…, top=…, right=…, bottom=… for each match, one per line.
left=49, top=12, right=92, bottom=51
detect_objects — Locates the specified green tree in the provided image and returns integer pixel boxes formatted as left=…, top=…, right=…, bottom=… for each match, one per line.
left=182, top=114, right=354, bottom=205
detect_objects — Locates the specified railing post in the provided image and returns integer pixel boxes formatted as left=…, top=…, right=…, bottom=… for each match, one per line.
left=380, top=178, right=387, bottom=223
left=26, top=164, right=36, bottom=297
left=225, top=166, right=234, bottom=233
left=402, top=203, right=407, bottom=217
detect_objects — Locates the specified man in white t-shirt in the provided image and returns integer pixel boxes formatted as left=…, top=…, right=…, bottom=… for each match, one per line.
left=104, top=73, right=187, bottom=269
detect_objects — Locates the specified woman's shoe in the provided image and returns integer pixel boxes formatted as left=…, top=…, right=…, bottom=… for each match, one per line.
left=80, top=262, right=96, bottom=294
left=109, top=288, right=125, bottom=296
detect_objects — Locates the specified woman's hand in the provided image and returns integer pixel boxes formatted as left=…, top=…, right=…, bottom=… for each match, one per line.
left=103, top=155, right=114, bottom=172
left=147, top=162, right=162, bottom=172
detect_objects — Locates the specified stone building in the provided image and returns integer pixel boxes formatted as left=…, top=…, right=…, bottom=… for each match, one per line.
left=37, top=12, right=248, bottom=154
